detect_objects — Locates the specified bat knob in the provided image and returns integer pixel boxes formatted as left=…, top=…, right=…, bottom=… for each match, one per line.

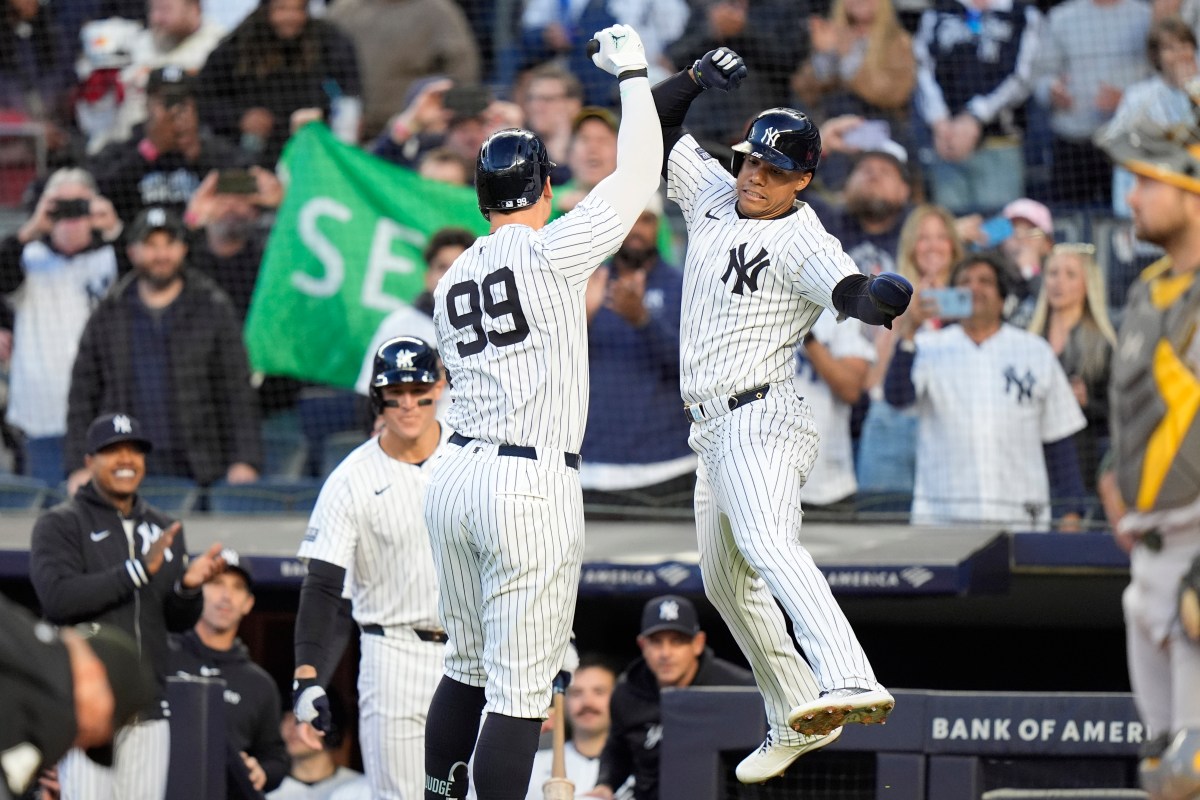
left=586, top=38, right=599, bottom=58
left=542, top=778, right=575, bottom=800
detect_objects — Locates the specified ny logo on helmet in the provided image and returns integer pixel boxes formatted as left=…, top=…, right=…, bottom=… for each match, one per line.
left=393, top=350, right=416, bottom=369
left=113, top=414, right=132, bottom=434
left=762, top=127, right=782, bottom=147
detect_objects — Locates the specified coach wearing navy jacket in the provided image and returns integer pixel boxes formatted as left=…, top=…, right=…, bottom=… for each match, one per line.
left=30, top=412, right=226, bottom=800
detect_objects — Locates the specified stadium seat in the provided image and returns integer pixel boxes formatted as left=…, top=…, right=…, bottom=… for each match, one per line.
left=138, top=476, right=202, bottom=515
left=0, top=475, right=52, bottom=510
left=320, top=430, right=367, bottom=479
left=854, top=491, right=913, bottom=517
left=206, top=477, right=323, bottom=514
left=262, top=429, right=310, bottom=479
left=297, top=387, right=367, bottom=476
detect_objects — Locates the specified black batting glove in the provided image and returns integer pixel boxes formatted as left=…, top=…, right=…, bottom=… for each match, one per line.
left=867, top=272, right=913, bottom=329
left=692, top=48, right=748, bottom=92
left=293, top=677, right=332, bottom=733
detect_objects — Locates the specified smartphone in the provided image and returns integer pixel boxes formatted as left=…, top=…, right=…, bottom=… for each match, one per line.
left=443, top=85, right=491, bottom=119
left=979, top=215, right=1014, bottom=247
left=925, top=287, right=973, bottom=319
left=49, top=198, right=91, bottom=220
left=842, top=120, right=891, bottom=151
left=215, top=169, right=257, bottom=196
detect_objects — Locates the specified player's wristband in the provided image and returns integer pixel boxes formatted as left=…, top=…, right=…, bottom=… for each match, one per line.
left=618, top=68, right=649, bottom=82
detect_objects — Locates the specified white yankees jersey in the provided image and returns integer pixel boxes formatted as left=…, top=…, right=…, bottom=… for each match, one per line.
left=299, top=429, right=448, bottom=627
left=433, top=193, right=625, bottom=452
left=795, top=312, right=875, bottom=505
left=666, top=133, right=860, bottom=404
left=909, top=324, right=1086, bottom=528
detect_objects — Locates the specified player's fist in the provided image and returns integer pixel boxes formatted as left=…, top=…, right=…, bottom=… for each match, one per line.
left=293, top=677, right=332, bottom=733
left=589, top=24, right=648, bottom=76
left=692, top=48, right=748, bottom=92
left=867, top=272, right=913, bottom=329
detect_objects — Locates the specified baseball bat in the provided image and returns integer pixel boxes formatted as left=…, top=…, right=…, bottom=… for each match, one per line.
left=587, top=38, right=599, bottom=58
left=542, top=691, right=574, bottom=800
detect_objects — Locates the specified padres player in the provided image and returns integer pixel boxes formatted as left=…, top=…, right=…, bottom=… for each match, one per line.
left=1095, top=115, right=1200, bottom=785
left=421, top=24, right=662, bottom=799
left=651, top=49, right=911, bottom=782
left=292, top=336, right=449, bottom=800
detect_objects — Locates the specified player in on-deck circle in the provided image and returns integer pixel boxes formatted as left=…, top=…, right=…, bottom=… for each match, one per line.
left=649, top=49, right=913, bottom=783
left=291, top=336, right=450, bottom=800
left=420, top=24, right=663, bottom=800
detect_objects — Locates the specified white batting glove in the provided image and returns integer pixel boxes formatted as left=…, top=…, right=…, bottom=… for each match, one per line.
left=589, top=24, right=648, bottom=77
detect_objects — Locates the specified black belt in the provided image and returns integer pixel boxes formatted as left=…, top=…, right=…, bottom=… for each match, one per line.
left=361, top=623, right=448, bottom=644
left=449, top=432, right=581, bottom=470
left=683, top=384, right=771, bottom=422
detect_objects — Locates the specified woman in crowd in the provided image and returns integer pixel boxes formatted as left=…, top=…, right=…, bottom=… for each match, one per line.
left=856, top=204, right=963, bottom=495
left=1026, top=244, right=1116, bottom=493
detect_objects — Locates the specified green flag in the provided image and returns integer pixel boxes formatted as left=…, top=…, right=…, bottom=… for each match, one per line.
left=245, top=123, right=488, bottom=388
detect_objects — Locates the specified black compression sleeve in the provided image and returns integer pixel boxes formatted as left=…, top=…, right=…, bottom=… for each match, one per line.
left=294, top=558, right=348, bottom=675
left=651, top=69, right=703, bottom=176
left=832, top=274, right=894, bottom=326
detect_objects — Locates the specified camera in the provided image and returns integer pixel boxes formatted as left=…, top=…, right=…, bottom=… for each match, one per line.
left=48, top=198, right=92, bottom=221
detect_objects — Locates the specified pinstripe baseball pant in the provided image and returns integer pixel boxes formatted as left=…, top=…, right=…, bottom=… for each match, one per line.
left=690, top=380, right=883, bottom=715
left=359, top=629, right=445, bottom=800
left=423, top=440, right=582, bottom=720
left=57, top=718, right=169, bottom=800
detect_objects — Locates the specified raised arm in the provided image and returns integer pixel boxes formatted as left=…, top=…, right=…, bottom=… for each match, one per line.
left=652, top=49, right=748, bottom=175
left=587, top=25, right=664, bottom=238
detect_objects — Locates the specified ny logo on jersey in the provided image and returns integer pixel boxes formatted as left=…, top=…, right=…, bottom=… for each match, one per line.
left=721, top=244, right=771, bottom=295
left=1003, top=366, right=1036, bottom=403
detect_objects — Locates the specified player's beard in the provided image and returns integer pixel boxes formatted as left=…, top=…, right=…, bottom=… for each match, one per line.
left=614, top=244, right=657, bottom=271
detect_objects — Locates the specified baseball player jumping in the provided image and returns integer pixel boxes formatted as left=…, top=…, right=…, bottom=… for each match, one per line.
left=292, top=336, right=450, bottom=800
left=651, top=50, right=912, bottom=783
left=421, top=24, right=662, bottom=800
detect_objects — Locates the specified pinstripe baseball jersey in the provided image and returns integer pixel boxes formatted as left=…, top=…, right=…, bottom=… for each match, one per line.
left=433, top=193, right=625, bottom=452
left=299, top=429, right=448, bottom=628
left=910, top=324, right=1086, bottom=527
left=665, top=133, right=861, bottom=404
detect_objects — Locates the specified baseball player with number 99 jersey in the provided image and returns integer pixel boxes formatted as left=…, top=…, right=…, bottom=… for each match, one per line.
left=421, top=24, right=662, bottom=800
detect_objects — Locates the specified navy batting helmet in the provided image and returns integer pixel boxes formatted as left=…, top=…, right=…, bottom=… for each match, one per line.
left=731, top=108, right=822, bottom=176
left=370, top=336, right=440, bottom=414
left=476, top=128, right=556, bottom=219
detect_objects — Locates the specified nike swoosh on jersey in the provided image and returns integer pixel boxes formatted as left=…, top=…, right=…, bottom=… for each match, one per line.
left=90, top=530, right=111, bottom=542
left=704, top=209, right=720, bottom=220
left=374, top=486, right=390, bottom=495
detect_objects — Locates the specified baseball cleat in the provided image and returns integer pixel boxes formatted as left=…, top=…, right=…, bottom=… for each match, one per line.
left=736, top=727, right=842, bottom=784
left=788, top=688, right=895, bottom=736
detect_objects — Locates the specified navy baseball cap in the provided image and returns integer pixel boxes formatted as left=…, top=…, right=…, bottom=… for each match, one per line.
left=220, top=548, right=254, bottom=591
left=129, top=206, right=186, bottom=243
left=86, top=413, right=153, bottom=454
left=640, top=595, right=701, bottom=638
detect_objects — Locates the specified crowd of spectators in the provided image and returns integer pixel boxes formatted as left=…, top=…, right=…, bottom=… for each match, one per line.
left=0, top=0, right=1194, bottom=530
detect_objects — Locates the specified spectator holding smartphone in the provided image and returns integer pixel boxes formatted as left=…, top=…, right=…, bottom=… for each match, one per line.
left=0, top=168, right=123, bottom=484
left=856, top=203, right=964, bottom=494
left=884, top=252, right=1088, bottom=529
left=90, top=67, right=247, bottom=223
left=1026, top=243, right=1117, bottom=492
